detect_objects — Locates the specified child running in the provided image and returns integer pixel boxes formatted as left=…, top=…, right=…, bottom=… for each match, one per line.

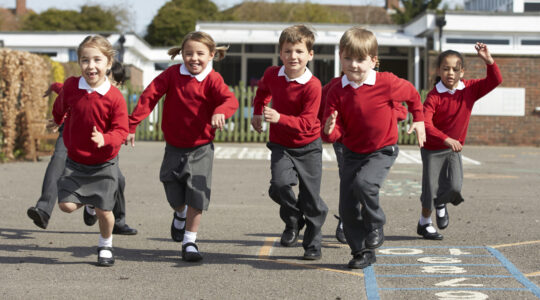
left=252, top=24, right=328, bottom=260
left=323, top=27, right=425, bottom=269
left=52, top=35, right=129, bottom=267
left=416, top=43, right=502, bottom=240
left=126, top=31, right=238, bottom=262
left=27, top=62, right=137, bottom=236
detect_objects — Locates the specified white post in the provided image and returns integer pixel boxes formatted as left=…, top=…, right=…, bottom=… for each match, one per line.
left=414, top=46, right=420, bottom=91
left=334, top=44, right=340, bottom=77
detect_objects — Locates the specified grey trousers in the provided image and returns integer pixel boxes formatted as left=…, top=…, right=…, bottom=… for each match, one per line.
left=267, top=138, right=328, bottom=251
left=35, top=128, right=128, bottom=226
left=339, top=144, right=398, bottom=255
left=420, top=148, right=464, bottom=210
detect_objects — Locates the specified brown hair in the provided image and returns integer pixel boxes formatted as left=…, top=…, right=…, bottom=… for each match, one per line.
left=77, top=35, right=116, bottom=65
left=278, top=24, right=316, bottom=52
left=168, top=31, right=228, bottom=61
left=339, top=27, right=378, bottom=60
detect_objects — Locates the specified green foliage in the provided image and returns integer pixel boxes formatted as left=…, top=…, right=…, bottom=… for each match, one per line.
left=22, top=5, right=121, bottom=31
left=145, top=0, right=222, bottom=46
left=392, top=0, right=442, bottom=24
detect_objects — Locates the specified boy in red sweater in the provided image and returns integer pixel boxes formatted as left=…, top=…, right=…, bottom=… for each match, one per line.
left=323, top=27, right=425, bottom=269
left=252, top=24, right=328, bottom=260
left=417, top=43, right=502, bottom=240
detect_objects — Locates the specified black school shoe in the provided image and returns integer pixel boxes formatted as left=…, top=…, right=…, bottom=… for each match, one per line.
left=435, top=204, right=449, bottom=230
left=348, top=251, right=376, bottom=269
left=27, top=207, right=49, bottom=229
left=182, top=242, right=203, bottom=262
left=280, top=218, right=305, bottom=247
left=170, top=212, right=186, bottom=242
left=366, top=227, right=384, bottom=249
left=97, top=246, right=115, bottom=267
left=417, top=222, right=443, bottom=240
left=83, top=207, right=98, bottom=226
left=303, top=248, right=322, bottom=260
left=334, top=215, right=347, bottom=244
left=113, top=224, right=138, bottom=235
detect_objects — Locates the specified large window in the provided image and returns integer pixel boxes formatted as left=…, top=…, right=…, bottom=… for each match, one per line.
left=247, top=58, right=273, bottom=87
left=313, top=59, right=335, bottom=85
left=214, top=55, right=241, bottom=86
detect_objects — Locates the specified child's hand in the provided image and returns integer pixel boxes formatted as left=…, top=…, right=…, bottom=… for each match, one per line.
left=251, top=115, right=263, bottom=133
left=444, top=137, right=463, bottom=152
left=408, top=121, right=426, bottom=147
left=125, top=133, right=136, bottom=147
left=43, top=86, right=53, bottom=97
left=324, top=111, right=338, bottom=135
left=263, top=106, right=280, bottom=123
left=475, top=42, right=494, bottom=65
left=211, top=113, right=226, bottom=131
left=91, top=126, right=105, bottom=148
left=46, top=119, right=59, bottom=133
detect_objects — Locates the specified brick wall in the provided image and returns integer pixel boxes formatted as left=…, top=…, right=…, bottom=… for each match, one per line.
left=427, top=53, right=540, bottom=146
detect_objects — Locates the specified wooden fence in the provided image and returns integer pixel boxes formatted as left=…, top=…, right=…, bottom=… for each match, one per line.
left=124, top=86, right=428, bottom=145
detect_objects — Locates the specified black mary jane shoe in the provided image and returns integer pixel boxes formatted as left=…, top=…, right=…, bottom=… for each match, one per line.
left=435, top=205, right=449, bottom=230
left=83, top=206, right=98, bottom=226
left=366, top=227, right=384, bottom=249
left=348, top=251, right=376, bottom=269
left=417, top=222, right=443, bottom=240
left=27, top=207, right=49, bottom=229
left=334, top=215, right=347, bottom=244
left=97, top=246, right=115, bottom=267
left=170, top=212, right=186, bottom=242
left=181, top=242, right=203, bottom=262
left=113, top=224, right=138, bottom=235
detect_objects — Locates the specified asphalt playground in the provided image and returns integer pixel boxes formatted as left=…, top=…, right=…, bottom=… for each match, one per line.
left=1, top=142, right=539, bottom=299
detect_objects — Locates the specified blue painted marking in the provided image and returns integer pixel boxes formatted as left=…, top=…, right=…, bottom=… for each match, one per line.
left=487, top=246, right=540, bottom=297
left=377, top=274, right=513, bottom=278
left=377, top=263, right=503, bottom=267
left=380, top=287, right=529, bottom=291
left=363, top=265, right=380, bottom=300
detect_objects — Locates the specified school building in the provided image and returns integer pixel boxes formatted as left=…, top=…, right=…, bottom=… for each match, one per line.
left=0, top=10, right=538, bottom=146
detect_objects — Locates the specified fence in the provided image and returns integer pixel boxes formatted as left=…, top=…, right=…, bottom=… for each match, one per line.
left=124, top=85, right=427, bottom=145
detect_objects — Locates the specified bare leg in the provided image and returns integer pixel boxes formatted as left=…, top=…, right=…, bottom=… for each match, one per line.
left=96, top=208, right=114, bottom=239
left=58, top=202, right=83, bottom=213
left=422, top=207, right=432, bottom=218
left=186, top=206, right=202, bottom=233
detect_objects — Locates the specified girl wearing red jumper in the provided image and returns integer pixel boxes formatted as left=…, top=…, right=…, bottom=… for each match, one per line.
left=126, top=31, right=238, bottom=262
left=52, top=35, right=129, bottom=267
left=323, top=27, right=425, bottom=269
left=417, top=43, right=502, bottom=240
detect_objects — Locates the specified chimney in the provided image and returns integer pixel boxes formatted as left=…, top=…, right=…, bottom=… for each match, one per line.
left=16, top=0, right=27, bottom=16
left=386, top=0, right=400, bottom=10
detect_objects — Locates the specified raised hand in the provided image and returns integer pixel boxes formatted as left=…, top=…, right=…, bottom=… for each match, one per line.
left=475, top=42, right=494, bottom=65
left=91, top=126, right=105, bottom=148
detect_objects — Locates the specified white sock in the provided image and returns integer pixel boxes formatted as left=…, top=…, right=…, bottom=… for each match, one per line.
left=98, top=235, right=113, bottom=258
left=183, top=231, right=198, bottom=253
left=339, top=221, right=343, bottom=230
left=174, top=207, right=187, bottom=229
left=436, top=206, right=446, bottom=218
left=419, top=215, right=432, bottom=226
left=424, top=224, right=437, bottom=233
left=86, top=205, right=96, bottom=216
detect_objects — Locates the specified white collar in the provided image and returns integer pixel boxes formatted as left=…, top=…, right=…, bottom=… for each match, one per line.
left=180, top=61, right=213, bottom=82
left=78, top=76, right=111, bottom=95
left=278, top=66, right=312, bottom=84
left=436, top=80, right=465, bottom=94
left=341, top=69, right=376, bottom=89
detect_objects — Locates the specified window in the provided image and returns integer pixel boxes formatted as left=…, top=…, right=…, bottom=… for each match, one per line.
left=68, top=49, right=78, bottom=62
left=154, top=63, right=170, bottom=71
left=524, top=2, right=540, bottom=11
left=313, top=45, right=334, bottom=55
left=214, top=55, right=241, bottom=86
left=446, top=38, right=509, bottom=45
left=245, top=44, right=275, bottom=53
left=521, top=39, right=540, bottom=45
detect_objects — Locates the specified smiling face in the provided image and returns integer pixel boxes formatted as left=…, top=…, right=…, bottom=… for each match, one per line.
left=78, top=46, right=111, bottom=88
left=340, top=52, right=377, bottom=84
left=181, top=40, right=215, bottom=75
left=279, top=41, right=314, bottom=79
left=438, top=55, right=464, bottom=90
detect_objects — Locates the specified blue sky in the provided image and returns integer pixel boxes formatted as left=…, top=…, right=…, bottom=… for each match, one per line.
left=0, top=0, right=464, bottom=35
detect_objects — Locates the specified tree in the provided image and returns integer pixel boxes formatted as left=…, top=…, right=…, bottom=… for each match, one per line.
left=145, top=0, right=222, bottom=47
left=392, top=0, right=442, bottom=24
left=22, top=5, right=125, bottom=31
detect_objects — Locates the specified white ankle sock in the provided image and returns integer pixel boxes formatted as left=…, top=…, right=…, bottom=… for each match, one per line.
left=98, top=235, right=113, bottom=258
left=424, top=224, right=437, bottom=233
left=183, top=231, right=198, bottom=253
left=419, top=215, right=432, bottom=226
left=436, top=206, right=446, bottom=218
left=174, top=207, right=187, bottom=229
left=86, top=205, right=96, bottom=216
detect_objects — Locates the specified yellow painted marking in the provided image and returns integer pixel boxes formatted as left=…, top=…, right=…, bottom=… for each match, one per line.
left=258, top=237, right=278, bottom=258
left=490, top=240, right=540, bottom=248
left=525, top=271, right=540, bottom=277
left=259, top=258, right=364, bottom=277
left=499, top=154, right=516, bottom=158
left=464, top=173, right=518, bottom=179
